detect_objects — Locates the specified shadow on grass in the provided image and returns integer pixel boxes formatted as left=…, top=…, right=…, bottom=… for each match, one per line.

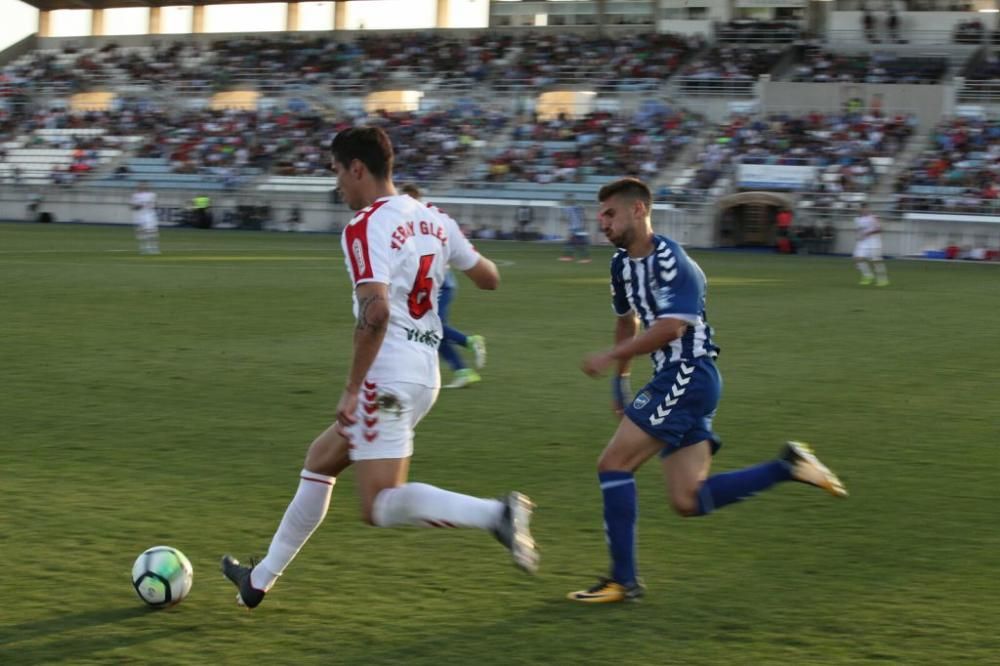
left=0, top=605, right=176, bottom=665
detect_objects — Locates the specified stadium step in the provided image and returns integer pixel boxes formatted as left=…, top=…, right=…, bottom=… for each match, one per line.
left=871, top=130, right=929, bottom=198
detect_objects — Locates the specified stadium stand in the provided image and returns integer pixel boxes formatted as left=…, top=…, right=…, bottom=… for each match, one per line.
left=0, top=1, right=998, bottom=258
left=894, top=117, right=1000, bottom=213
left=676, top=46, right=788, bottom=95
left=715, top=20, right=802, bottom=44
left=674, top=112, right=916, bottom=211
left=1, top=31, right=700, bottom=97
left=478, top=107, right=701, bottom=188
left=789, top=47, right=948, bottom=84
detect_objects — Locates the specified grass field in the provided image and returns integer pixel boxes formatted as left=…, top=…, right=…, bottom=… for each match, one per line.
left=1, top=222, right=998, bottom=665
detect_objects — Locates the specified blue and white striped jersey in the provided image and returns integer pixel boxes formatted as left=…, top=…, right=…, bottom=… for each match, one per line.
left=610, top=234, right=719, bottom=371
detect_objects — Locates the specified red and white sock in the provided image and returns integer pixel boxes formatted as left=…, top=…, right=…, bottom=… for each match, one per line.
left=372, top=482, right=503, bottom=530
left=251, top=469, right=335, bottom=592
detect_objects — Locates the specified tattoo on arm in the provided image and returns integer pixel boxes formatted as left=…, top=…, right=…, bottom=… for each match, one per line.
left=356, top=294, right=388, bottom=333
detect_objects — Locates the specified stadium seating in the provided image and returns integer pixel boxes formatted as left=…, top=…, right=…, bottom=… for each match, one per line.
left=0, top=126, right=134, bottom=185
left=894, top=117, right=1000, bottom=213
left=0, top=19, right=996, bottom=227
left=481, top=108, right=701, bottom=188
left=680, top=112, right=916, bottom=209
left=676, top=46, right=787, bottom=95
left=790, top=47, right=948, bottom=84
left=2, top=32, right=698, bottom=97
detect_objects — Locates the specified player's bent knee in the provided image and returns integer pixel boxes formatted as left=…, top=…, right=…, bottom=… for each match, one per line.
left=597, top=452, right=630, bottom=473
left=669, top=491, right=701, bottom=517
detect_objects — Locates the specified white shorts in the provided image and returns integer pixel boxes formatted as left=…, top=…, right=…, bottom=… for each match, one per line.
left=343, top=380, right=438, bottom=461
left=135, top=215, right=158, bottom=231
left=853, top=238, right=882, bottom=261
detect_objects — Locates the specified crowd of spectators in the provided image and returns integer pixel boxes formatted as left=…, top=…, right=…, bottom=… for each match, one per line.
left=688, top=111, right=915, bottom=194
left=894, top=117, right=1000, bottom=213
left=367, top=106, right=509, bottom=182
left=791, top=48, right=947, bottom=84
left=0, top=103, right=503, bottom=184
left=2, top=32, right=701, bottom=97
left=500, top=33, right=698, bottom=92
left=677, top=47, right=787, bottom=92
left=1, top=42, right=212, bottom=94
left=481, top=107, right=702, bottom=184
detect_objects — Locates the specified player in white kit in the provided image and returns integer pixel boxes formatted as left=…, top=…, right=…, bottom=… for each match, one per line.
left=131, top=182, right=159, bottom=255
left=221, top=127, right=538, bottom=609
left=853, top=205, right=888, bottom=286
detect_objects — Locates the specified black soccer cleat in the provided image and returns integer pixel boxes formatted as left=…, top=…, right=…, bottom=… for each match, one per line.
left=492, top=491, right=539, bottom=574
left=220, top=554, right=266, bottom=609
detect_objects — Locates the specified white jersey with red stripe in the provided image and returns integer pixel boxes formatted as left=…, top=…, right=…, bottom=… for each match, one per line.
left=341, top=194, right=480, bottom=388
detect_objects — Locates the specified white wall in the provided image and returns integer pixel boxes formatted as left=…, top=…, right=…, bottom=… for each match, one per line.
left=0, top=0, right=38, bottom=51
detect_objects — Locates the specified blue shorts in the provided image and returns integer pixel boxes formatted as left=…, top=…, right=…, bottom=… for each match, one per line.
left=624, top=357, right=723, bottom=458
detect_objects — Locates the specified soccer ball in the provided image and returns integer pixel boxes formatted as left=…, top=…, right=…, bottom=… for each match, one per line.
left=131, top=546, right=194, bottom=608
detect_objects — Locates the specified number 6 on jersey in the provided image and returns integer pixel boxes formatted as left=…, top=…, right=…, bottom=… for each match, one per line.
left=408, top=254, right=435, bottom=318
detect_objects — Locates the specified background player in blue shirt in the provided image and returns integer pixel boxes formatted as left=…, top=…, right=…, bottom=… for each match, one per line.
left=559, top=193, right=590, bottom=263
left=567, top=178, right=848, bottom=603
left=438, top=267, right=487, bottom=388
left=402, top=184, right=486, bottom=388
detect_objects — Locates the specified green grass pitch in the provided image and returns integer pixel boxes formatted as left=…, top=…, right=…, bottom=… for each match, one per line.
left=1, top=223, right=998, bottom=665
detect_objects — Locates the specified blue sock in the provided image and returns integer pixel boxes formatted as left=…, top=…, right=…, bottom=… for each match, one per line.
left=599, top=470, right=638, bottom=585
left=438, top=340, right=465, bottom=372
left=443, top=324, right=468, bottom=347
left=696, top=460, right=792, bottom=515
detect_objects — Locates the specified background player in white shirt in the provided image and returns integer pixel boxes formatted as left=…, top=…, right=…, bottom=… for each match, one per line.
left=853, top=205, right=888, bottom=286
left=130, top=182, right=159, bottom=255
left=221, top=127, right=538, bottom=609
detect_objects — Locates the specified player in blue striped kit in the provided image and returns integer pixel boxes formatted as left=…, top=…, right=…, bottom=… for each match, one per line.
left=567, top=178, right=848, bottom=603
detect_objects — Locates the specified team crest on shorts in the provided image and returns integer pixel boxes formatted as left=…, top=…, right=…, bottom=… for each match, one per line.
left=632, top=391, right=651, bottom=410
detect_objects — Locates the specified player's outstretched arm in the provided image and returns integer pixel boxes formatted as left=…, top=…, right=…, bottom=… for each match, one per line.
left=583, top=317, right=687, bottom=378
left=463, top=257, right=500, bottom=291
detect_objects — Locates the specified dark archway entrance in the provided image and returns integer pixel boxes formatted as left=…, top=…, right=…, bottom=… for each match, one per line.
left=715, top=191, right=794, bottom=247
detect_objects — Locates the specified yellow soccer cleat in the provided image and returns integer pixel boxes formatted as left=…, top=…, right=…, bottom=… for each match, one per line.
left=781, top=441, right=848, bottom=498
left=567, top=578, right=645, bottom=603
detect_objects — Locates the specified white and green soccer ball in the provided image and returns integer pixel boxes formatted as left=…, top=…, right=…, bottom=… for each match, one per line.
left=131, top=546, right=193, bottom=608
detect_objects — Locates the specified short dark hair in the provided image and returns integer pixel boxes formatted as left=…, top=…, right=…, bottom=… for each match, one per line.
left=401, top=183, right=421, bottom=199
left=329, top=127, right=394, bottom=180
left=598, top=177, right=652, bottom=209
